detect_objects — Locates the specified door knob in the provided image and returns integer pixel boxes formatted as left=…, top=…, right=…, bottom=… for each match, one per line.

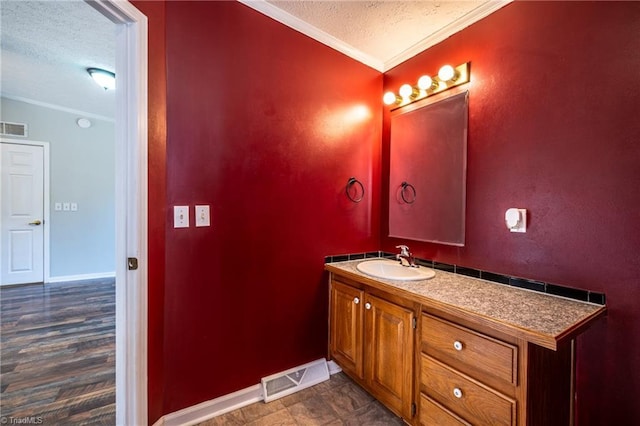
left=28, top=220, right=42, bottom=226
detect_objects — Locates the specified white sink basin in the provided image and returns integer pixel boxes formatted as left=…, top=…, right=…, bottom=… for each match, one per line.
left=356, top=259, right=436, bottom=281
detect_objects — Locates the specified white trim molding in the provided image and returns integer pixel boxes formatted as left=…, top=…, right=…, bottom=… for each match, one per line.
left=85, top=1, right=149, bottom=425
left=47, top=272, right=115, bottom=283
left=238, top=0, right=512, bottom=73
left=161, top=384, right=263, bottom=426
left=238, top=0, right=384, bottom=71
left=155, top=360, right=343, bottom=426
left=384, top=0, right=513, bottom=71
left=0, top=95, right=115, bottom=123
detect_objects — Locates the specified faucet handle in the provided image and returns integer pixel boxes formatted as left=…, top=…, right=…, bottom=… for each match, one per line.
left=395, top=245, right=410, bottom=256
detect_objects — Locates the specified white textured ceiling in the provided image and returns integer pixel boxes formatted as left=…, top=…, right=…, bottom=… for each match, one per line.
left=0, top=0, right=116, bottom=119
left=0, top=1, right=509, bottom=119
left=244, top=0, right=510, bottom=71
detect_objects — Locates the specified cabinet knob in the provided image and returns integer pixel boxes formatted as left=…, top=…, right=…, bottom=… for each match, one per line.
left=365, top=302, right=372, bottom=310
left=353, top=297, right=360, bottom=305
left=453, top=341, right=463, bottom=351
left=453, top=388, right=463, bottom=398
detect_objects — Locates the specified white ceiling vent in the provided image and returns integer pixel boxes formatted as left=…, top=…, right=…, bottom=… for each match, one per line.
left=0, top=121, right=28, bottom=137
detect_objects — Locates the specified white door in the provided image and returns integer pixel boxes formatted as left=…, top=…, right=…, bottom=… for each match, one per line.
left=0, top=142, right=45, bottom=285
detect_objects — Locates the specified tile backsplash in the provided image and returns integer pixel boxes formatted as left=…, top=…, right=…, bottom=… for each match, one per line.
left=325, top=252, right=606, bottom=305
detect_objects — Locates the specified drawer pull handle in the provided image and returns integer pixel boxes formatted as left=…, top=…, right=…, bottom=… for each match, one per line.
left=453, top=341, right=463, bottom=351
left=453, top=388, right=463, bottom=399
left=353, top=297, right=360, bottom=305
left=365, top=302, right=372, bottom=310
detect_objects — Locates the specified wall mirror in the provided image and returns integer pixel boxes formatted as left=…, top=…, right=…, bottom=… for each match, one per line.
left=389, top=90, right=468, bottom=246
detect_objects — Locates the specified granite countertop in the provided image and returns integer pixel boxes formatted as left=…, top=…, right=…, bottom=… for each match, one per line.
left=325, top=259, right=606, bottom=350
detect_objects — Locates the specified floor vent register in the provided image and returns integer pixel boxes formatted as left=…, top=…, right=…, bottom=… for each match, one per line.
left=261, top=358, right=330, bottom=402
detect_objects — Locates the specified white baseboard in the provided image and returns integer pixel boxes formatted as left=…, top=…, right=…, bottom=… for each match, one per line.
left=161, top=384, right=263, bottom=426
left=46, top=272, right=115, bottom=283
left=327, top=359, right=342, bottom=375
left=155, top=358, right=344, bottom=426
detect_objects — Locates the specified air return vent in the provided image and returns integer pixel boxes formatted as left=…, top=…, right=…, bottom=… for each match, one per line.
left=261, top=358, right=330, bottom=402
left=0, top=121, right=28, bottom=137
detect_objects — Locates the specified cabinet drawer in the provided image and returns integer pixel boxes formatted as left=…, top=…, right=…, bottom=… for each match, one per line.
left=420, top=393, right=471, bottom=426
left=422, top=314, right=517, bottom=385
left=421, top=354, right=516, bottom=426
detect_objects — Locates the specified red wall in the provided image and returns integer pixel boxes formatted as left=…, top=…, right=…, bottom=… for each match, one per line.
left=382, top=2, right=640, bottom=423
left=139, top=0, right=639, bottom=423
left=161, top=1, right=381, bottom=414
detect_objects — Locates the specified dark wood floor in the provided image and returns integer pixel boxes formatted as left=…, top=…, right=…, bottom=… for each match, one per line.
left=0, top=278, right=115, bottom=425
left=1, top=279, right=403, bottom=425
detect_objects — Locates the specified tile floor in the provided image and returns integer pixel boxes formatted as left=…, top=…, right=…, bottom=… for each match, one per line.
left=196, top=372, right=406, bottom=426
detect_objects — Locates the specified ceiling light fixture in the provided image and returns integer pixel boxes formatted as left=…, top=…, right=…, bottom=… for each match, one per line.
left=383, top=62, right=470, bottom=110
left=87, top=68, right=116, bottom=91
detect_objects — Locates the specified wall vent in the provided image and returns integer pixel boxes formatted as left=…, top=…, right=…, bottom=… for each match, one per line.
left=0, top=121, right=28, bottom=137
left=261, top=358, right=330, bottom=402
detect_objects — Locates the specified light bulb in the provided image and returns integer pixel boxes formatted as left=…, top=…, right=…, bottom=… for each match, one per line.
left=417, top=75, right=434, bottom=91
left=383, top=91, right=398, bottom=105
left=438, top=65, right=456, bottom=82
left=399, top=84, right=414, bottom=99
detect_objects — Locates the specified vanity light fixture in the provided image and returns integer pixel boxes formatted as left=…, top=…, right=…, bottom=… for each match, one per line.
left=437, top=64, right=457, bottom=82
left=398, top=83, right=418, bottom=100
left=417, top=75, right=437, bottom=92
left=87, top=67, right=116, bottom=91
left=383, top=62, right=470, bottom=110
left=383, top=91, right=402, bottom=106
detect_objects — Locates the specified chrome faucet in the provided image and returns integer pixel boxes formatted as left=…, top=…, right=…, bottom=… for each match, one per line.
left=396, top=245, right=418, bottom=268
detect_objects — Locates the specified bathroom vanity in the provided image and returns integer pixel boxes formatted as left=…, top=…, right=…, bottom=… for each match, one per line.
left=325, top=259, right=606, bottom=426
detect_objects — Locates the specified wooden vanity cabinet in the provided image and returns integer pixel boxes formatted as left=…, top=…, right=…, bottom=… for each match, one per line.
left=326, top=263, right=604, bottom=426
left=329, top=276, right=417, bottom=421
left=419, top=308, right=574, bottom=426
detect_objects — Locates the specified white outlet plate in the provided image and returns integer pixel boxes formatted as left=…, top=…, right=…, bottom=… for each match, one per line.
left=174, top=206, right=189, bottom=228
left=195, top=205, right=210, bottom=227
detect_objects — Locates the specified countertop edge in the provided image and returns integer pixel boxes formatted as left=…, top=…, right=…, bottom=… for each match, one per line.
left=325, top=262, right=607, bottom=351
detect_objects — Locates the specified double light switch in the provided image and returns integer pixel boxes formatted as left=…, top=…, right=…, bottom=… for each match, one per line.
left=173, top=205, right=211, bottom=228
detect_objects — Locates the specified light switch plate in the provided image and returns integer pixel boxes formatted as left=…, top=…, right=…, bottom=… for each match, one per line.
left=54, top=202, right=62, bottom=211
left=63, top=202, right=70, bottom=211
left=71, top=202, right=78, bottom=211
left=195, top=205, right=210, bottom=227
left=174, top=206, right=189, bottom=228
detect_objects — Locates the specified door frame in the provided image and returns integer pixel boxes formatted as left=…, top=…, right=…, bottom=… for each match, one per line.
left=86, top=1, right=148, bottom=424
left=0, top=139, right=50, bottom=284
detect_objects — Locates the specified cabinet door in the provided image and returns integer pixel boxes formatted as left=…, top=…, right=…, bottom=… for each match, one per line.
left=330, top=280, right=364, bottom=379
left=365, top=293, right=415, bottom=419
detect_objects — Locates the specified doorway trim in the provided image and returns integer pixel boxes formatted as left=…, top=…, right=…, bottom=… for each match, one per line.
left=86, top=1, right=148, bottom=424
left=0, top=138, right=50, bottom=284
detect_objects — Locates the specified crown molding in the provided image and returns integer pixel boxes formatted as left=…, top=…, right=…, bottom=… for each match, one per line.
left=383, top=0, right=513, bottom=71
left=238, top=0, right=385, bottom=72
left=239, top=0, right=512, bottom=73
left=1, top=94, right=115, bottom=122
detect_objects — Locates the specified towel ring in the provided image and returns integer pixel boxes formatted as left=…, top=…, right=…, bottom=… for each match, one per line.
left=346, top=177, right=365, bottom=203
left=400, top=181, right=417, bottom=204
